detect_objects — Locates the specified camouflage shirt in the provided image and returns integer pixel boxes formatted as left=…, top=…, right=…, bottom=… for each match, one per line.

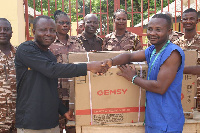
left=49, top=35, right=85, bottom=63
left=174, top=33, right=200, bottom=64
left=174, top=33, right=200, bottom=50
left=102, top=31, right=141, bottom=51
left=0, top=45, right=16, bottom=132
left=77, top=32, right=103, bottom=52
left=169, top=31, right=183, bottom=43
left=49, top=35, right=85, bottom=99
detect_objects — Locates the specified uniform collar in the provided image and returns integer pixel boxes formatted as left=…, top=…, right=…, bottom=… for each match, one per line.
left=54, top=34, right=71, bottom=46
left=80, top=32, right=97, bottom=41
left=0, top=44, right=16, bottom=58
left=110, top=30, right=135, bottom=39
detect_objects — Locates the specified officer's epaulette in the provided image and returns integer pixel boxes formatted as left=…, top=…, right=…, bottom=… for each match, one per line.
left=174, top=31, right=184, bottom=37
left=70, top=36, right=77, bottom=40
left=96, top=35, right=103, bottom=41
left=76, top=34, right=82, bottom=38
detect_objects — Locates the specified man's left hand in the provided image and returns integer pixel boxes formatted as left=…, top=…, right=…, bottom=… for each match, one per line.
left=117, top=64, right=137, bottom=81
left=64, top=110, right=75, bottom=121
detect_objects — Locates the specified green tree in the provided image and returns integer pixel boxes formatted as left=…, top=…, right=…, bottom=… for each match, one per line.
left=27, top=0, right=175, bottom=35
left=120, top=0, right=175, bottom=26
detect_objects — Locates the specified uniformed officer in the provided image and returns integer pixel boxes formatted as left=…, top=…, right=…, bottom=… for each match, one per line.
left=77, top=14, right=103, bottom=52
left=0, top=18, right=17, bottom=133
left=103, top=9, right=142, bottom=51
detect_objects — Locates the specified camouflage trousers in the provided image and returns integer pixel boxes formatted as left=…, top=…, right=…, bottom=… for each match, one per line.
left=0, top=124, right=16, bottom=133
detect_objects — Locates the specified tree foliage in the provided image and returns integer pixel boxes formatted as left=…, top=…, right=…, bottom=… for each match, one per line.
left=27, top=0, right=175, bottom=35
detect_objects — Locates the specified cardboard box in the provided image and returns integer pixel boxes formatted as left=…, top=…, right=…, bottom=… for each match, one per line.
left=67, top=51, right=131, bottom=63
left=182, top=50, right=198, bottom=118
left=62, top=51, right=131, bottom=110
left=75, top=64, right=147, bottom=125
left=184, top=50, right=198, bottom=66
left=182, top=74, right=197, bottom=118
left=64, top=50, right=197, bottom=120
left=75, top=119, right=200, bottom=133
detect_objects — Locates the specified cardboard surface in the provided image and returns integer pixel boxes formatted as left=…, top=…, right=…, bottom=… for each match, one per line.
left=184, top=50, right=198, bottom=66
left=63, top=51, right=131, bottom=110
left=75, top=119, right=200, bottom=133
left=181, top=74, right=197, bottom=118
left=182, top=50, right=198, bottom=118
left=75, top=64, right=147, bottom=125
left=67, top=51, right=130, bottom=63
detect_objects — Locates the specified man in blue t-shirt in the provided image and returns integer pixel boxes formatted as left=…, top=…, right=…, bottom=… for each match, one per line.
left=103, top=14, right=185, bottom=133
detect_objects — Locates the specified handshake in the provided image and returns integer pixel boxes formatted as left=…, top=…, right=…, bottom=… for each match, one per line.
left=87, top=59, right=113, bottom=75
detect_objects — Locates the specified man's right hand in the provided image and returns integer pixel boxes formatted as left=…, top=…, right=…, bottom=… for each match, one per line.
left=87, top=61, right=109, bottom=74
left=102, top=58, right=113, bottom=68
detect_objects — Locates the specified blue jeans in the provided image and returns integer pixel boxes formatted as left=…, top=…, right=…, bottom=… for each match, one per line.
left=145, top=125, right=182, bottom=133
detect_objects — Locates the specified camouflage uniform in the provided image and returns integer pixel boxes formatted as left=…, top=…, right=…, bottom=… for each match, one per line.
left=174, top=33, right=200, bottom=110
left=174, top=34, right=200, bottom=51
left=49, top=35, right=85, bottom=133
left=169, top=31, right=183, bottom=43
left=0, top=45, right=16, bottom=133
left=77, top=32, right=103, bottom=52
left=102, top=31, right=140, bottom=51
left=49, top=35, right=85, bottom=63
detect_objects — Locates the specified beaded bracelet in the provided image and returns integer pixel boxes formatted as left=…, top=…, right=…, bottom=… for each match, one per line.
left=131, top=75, right=138, bottom=85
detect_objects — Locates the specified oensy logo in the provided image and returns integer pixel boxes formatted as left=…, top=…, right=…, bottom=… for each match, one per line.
left=97, top=89, right=128, bottom=96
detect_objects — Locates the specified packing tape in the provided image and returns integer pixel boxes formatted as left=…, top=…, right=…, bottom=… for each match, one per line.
left=138, top=62, right=143, bottom=122
left=87, top=52, right=93, bottom=125
left=86, top=52, right=90, bottom=63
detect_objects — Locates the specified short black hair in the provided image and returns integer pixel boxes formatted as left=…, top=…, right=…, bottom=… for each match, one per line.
left=183, top=8, right=198, bottom=14
left=152, top=13, right=172, bottom=29
left=54, top=10, right=69, bottom=22
left=183, top=8, right=198, bottom=19
left=113, top=9, right=127, bottom=19
left=33, top=15, right=52, bottom=29
left=84, top=14, right=98, bottom=22
left=0, top=18, right=11, bottom=27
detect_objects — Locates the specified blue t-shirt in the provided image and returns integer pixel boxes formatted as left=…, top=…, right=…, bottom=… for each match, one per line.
left=145, top=42, right=185, bottom=132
